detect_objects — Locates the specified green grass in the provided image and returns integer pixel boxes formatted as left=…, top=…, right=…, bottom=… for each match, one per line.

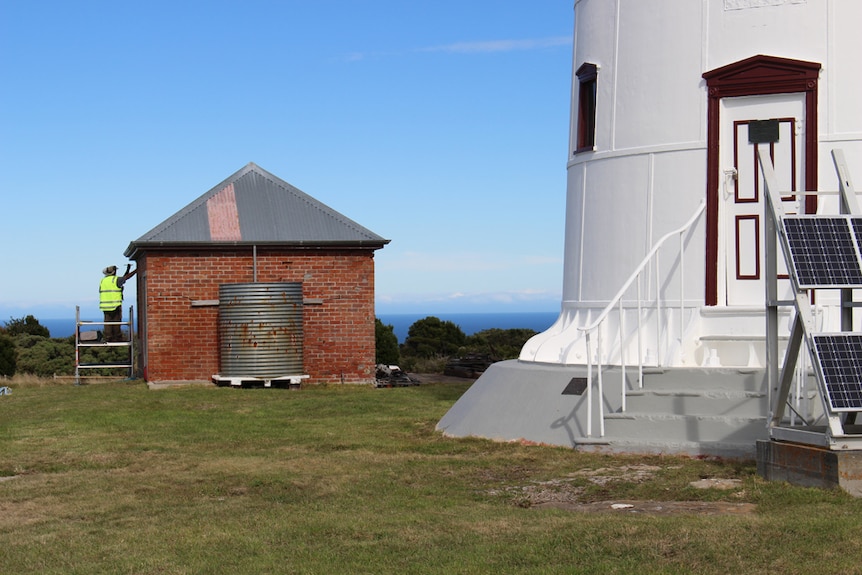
left=1, top=379, right=861, bottom=574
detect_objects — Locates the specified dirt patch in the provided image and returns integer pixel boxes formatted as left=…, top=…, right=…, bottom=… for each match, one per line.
left=498, top=464, right=755, bottom=516
left=689, top=478, right=743, bottom=490
left=571, top=464, right=665, bottom=486
left=533, top=500, right=756, bottom=515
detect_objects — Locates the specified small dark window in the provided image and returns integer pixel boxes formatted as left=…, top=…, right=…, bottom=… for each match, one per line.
left=575, top=63, right=598, bottom=154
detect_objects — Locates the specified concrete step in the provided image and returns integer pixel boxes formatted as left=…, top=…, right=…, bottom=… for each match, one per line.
left=638, top=367, right=767, bottom=392
left=625, top=388, right=767, bottom=417
left=602, top=412, right=768, bottom=445
left=575, top=436, right=759, bottom=458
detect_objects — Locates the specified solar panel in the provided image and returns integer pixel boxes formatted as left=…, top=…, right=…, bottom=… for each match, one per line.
left=782, top=216, right=862, bottom=289
left=851, top=218, right=862, bottom=253
left=812, top=334, right=862, bottom=411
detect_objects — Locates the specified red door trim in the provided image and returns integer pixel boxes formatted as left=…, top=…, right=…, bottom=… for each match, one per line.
left=702, top=55, right=820, bottom=306
left=735, top=214, right=760, bottom=280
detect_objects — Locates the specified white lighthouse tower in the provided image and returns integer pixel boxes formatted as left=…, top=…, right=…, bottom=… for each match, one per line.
left=438, top=0, right=862, bottom=458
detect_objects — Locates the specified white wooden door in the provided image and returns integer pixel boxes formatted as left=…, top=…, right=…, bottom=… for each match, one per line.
left=719, top=94, right=806, bottom=306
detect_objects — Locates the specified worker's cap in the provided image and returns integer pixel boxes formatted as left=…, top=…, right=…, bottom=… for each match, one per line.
left=103, top=265, right=117, bottom=275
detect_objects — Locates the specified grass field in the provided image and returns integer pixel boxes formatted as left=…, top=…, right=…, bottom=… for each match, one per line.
left=1, top=378, right=861, bottom=574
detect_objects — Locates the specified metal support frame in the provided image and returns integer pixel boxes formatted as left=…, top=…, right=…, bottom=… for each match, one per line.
left=835, top=150, right=861, bottom=333
left=760, top=147, right=862, bottom=450
left=74, top=305, right=135, bottom=385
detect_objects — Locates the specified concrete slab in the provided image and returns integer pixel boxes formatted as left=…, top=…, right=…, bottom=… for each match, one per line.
left=757, top=440, right=862, bottom=497
left=436, top=360, right=598, bottom=447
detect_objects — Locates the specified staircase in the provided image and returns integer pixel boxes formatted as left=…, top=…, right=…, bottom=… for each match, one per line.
left=575, top=367, right=769, bottom=458
left=440, top=148, right=862, bottom=457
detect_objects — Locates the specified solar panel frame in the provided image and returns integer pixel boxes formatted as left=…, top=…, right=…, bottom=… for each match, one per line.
left=812, top=333, right=862, bottom=412
left=781, top=216, right=862, bottom=289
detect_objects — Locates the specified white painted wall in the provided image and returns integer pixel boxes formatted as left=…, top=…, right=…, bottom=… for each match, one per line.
left=523, top=0, right=862, bottom=366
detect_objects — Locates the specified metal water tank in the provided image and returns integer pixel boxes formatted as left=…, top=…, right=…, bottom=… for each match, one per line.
left=219, top=283, right=303, bottom=379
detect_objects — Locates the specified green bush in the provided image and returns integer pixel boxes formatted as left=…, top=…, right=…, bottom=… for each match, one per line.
left=401, top=316, right=466, bottom=359
left=6, top=320, right=132, bottom=377
left=375, top=318, right=400, bottom=365
left=14, top=335, right=74, bottom=376
left=464, top=328, right=537, bottom=360
left=3, top=315, right=50, bottom=338
left=0, top=334, right=16, bottom=376
left=396, top=354, right=449, bottom=374
left=397, top=320, right=536, bottom=371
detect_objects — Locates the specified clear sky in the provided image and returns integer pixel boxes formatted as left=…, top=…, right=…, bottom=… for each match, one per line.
left=0, top=1, right=573, bottom=322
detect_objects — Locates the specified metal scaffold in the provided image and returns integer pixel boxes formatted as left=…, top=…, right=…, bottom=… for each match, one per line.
left=74, top=305, right=135, bottom=385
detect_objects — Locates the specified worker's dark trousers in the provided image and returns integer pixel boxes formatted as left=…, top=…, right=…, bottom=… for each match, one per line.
left=104, top=307, right=122, bottom=342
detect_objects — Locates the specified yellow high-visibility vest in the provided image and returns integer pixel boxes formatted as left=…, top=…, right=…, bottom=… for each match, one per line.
left=99, top=276, right=122, bottom=311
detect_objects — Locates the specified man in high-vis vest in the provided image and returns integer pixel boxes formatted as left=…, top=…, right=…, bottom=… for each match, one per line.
left=100, top=264, right=136, bottom=342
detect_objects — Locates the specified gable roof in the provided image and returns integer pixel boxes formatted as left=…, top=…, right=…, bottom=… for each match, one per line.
left=125, top=163, right=389, bottom=257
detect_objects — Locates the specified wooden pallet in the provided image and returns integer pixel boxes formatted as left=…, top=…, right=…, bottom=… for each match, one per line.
left=211, top=374, right=309, bottom=389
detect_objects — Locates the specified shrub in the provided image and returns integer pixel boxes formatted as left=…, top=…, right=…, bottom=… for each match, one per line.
left=397, top=355, right=449, bottom=374
left=464, top=328, right=537, bottom=360
left=401, top=316, right=466, bottom=359
left=14, top=336, right=74, bottom=376
left=0, top=334, right=16, bottom=376
left=4, top=315, right=50, bottom=338
left=375, top=319, right=400, bottom=365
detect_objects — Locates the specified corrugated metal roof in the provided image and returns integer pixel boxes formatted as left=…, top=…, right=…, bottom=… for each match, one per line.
left=125, top=163, right=389, bottom=257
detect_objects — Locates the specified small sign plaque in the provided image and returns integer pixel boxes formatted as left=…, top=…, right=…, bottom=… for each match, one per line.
left=748, top=119, right=780, bottom=144
left=562, top=377, right=588, bottom=396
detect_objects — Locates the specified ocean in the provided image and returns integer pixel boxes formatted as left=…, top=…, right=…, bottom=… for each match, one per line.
left=40, top=318, right=101, bottom=338
left=38, top=312, right=560, bottom=342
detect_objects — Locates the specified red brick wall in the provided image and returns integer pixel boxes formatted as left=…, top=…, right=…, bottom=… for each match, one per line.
left=133, top=248, right=377, bottom=384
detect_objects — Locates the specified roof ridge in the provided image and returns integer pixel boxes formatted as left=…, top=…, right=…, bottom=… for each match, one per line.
left=125, top=163, right=388, bottom=257
left=249, top=165, right=380, bottom=240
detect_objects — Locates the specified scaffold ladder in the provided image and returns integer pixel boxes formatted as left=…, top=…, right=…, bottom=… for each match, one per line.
left=74, top=305, right=135, bottom=385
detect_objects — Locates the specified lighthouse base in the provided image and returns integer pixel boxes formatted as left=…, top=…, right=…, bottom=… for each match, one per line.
left=437, top=360, right=591, bottom=447
left=437, top=359, right=771, bottom=459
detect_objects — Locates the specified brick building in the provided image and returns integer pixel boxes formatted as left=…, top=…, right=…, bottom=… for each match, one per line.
left=124, top=163, right=389, bottom=384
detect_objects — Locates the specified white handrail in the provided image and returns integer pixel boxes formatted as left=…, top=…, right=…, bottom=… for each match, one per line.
left=579, top=199, right=706, bottom=437
left=579, top=199, right=706, bottom=334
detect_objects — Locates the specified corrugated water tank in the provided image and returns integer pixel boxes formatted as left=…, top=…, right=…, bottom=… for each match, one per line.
left=218, top=282, right=303, bottom=379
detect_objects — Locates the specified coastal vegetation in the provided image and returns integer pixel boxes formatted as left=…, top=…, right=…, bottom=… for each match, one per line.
left=378, top=315, right=536, bottom=373
left=2, top=315, right=536, bottom=379
left=0, top=315, right=127, bottom=378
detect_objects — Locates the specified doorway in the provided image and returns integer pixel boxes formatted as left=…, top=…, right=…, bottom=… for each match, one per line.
left=703, top=55, right=821, bottom=306
left=720, top=94, right=804, bottom=305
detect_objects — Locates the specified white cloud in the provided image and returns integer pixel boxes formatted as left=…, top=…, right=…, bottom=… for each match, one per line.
left=344, top=35, right=571, bottom=62
left=376, top=287, right=561, bottom=313
left=418, top=36, right=571, bottom=54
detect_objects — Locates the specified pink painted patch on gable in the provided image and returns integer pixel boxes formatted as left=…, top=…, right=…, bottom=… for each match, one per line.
left=206, top=183, right=242, bottom=241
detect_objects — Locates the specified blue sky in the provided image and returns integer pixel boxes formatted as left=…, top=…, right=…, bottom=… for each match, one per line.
left=0, top=1, right=572, bottom=321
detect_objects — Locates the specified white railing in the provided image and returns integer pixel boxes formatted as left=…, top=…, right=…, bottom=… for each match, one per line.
left=580, top=200, right=706, bottom=437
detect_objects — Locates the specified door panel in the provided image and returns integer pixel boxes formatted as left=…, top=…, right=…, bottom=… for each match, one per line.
left=720, top=94, right=805, bottom=306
